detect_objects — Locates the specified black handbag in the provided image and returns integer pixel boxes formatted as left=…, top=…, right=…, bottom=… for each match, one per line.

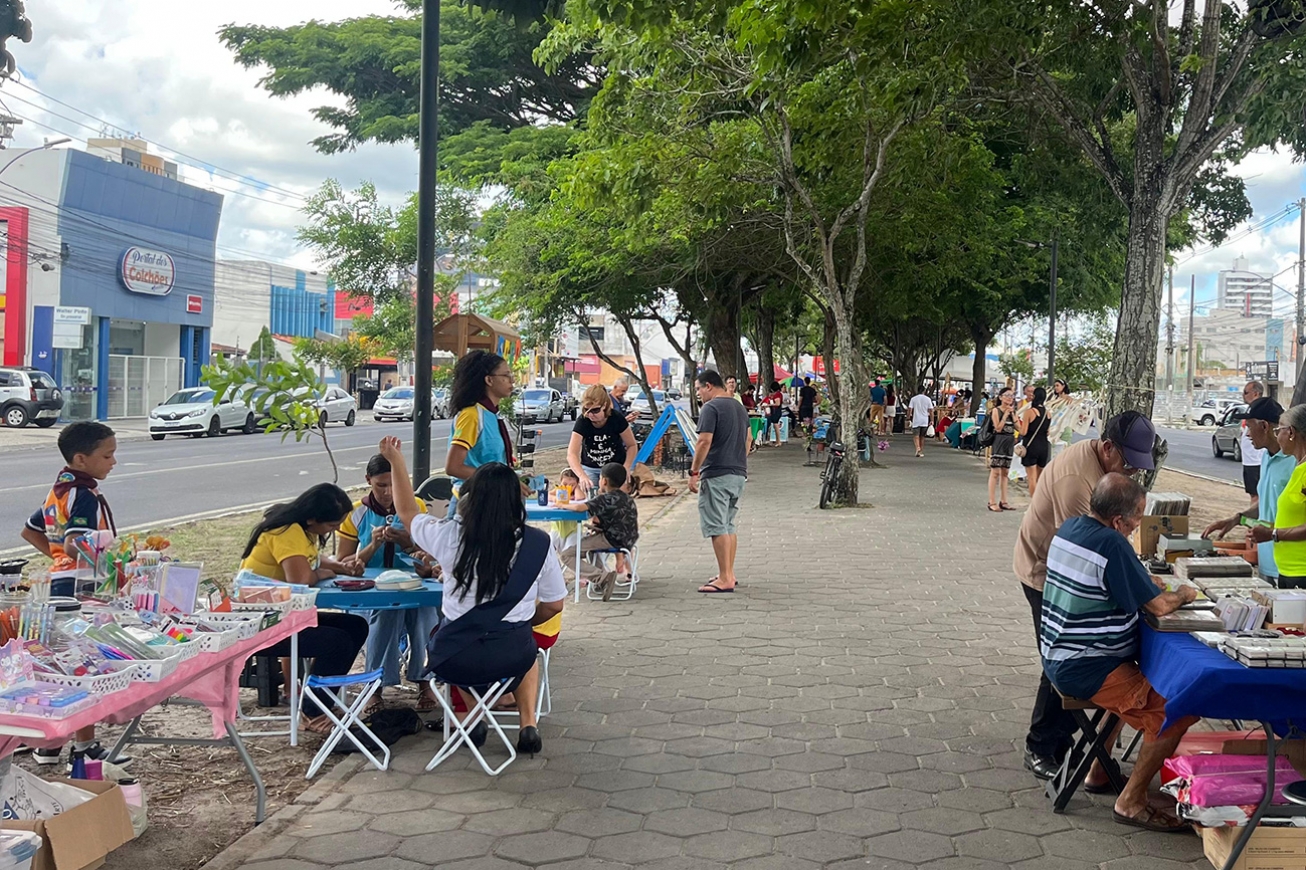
left=977, top=415, right=995, bottom=448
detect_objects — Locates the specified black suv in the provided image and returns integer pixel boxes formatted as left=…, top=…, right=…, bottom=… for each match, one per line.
left=0, top=367, right=63, bottom=427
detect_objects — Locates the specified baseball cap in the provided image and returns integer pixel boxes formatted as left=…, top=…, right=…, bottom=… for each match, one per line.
left=1243, top=397, right=1284, bottom=424
left=1103, top=410, right=1156, bottom=471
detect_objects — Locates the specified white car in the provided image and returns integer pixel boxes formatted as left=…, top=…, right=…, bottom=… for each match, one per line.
left=374, top=387, right=447, bottom=422
left=316, top=386, right=357, bottom=427
left=1190, top=398, right=1240, bottom=427
left=149, top=388, right=255, bottom=440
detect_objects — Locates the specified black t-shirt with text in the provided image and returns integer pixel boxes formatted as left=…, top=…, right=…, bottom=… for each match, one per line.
left=573, top=412, right=630, bottom=469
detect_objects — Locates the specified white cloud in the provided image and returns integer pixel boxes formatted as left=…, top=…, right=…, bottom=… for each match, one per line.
left=1, top=0, right=415, bottom=270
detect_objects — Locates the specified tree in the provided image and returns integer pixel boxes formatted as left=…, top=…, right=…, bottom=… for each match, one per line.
left=294, top=334, right=380, bottom=394
left=999, top=350, right=1035, bottom=385
left=219, top=0, right=596, bottom=156
left=248, top=326, right=278, bottom=364
left=1056, top=314, right=1116, bottom=394
left=204, top=354, right=347, bottom=483
left=962, top=0, right=1306, bottom=419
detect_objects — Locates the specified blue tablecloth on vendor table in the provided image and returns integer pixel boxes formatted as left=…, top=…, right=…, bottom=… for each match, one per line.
left=1140, top=625, right=1306, bottom=734
left=525, top=502, right=584, bottom=523
left=314, top=567, right=443, bottom=611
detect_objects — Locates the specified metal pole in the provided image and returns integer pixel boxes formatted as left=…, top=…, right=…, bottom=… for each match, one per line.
left=1298, top=198, right=1305, bottom=389
left=1186, top=275, right=1196, bottom=401
left=1047, top=235, right=1058, bottom=388
left=412, top=0, right=439, bottom=485
left=1166, top=264, right=1174, bottom=421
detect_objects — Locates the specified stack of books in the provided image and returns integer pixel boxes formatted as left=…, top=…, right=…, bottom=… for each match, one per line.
left=1145, top=608, right=1227, bottom=632
left=1174, top=556, right=1255, bottom=582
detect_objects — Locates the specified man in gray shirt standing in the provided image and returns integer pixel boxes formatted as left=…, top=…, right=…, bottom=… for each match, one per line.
left=689, top=370, right=749, bottom=593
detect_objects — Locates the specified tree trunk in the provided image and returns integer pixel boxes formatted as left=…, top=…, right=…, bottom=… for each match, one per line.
left=831, top=305, right=871, bottom=505
left=615, top=313, right=658, bottom=415
left=821, top=307, right=838, bottom=397
left=706, top=290, right=743, bottom=382
left=754, top=302, right=776, bottom=389
left=969, top=323, right=992, bottom=415
left=1106, top=197, right=1169, bottom=420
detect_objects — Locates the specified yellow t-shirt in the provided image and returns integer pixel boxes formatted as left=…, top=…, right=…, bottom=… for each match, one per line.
left=240, top=524, right=318, bottom=581
left=1275, top=460, right=1306, bottom=578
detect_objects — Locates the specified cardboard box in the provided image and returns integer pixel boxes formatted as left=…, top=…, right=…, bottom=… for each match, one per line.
left=1201, top=824, right=1306, bottom=870
left=2, top=779, right=134, bottom=870
left=1222, top=738, right=1306, bottom=777
left=1132, top=515, right=1190, bottom=558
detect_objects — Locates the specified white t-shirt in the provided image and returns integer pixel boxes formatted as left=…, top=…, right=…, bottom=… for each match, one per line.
left=410, top=514, right=567, bottom=624
left=909, top=394, right=935, bottom=428
left=1240, top=426, right=1265, bottom=467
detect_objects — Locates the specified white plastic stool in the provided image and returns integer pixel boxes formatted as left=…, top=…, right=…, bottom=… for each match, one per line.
left=426, top=676, right=517, bottom=776
left=585, top=546, right=640, bottom=601
left=302, top=668, right=389, bottom=778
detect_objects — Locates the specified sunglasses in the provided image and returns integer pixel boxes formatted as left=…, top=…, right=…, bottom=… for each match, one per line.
left=583, top=407, right=604, bottom=416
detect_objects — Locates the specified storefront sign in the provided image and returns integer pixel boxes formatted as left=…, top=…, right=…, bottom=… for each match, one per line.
left=186, top=295, right=203, bottom=314
left=119, top=247, right=175, bottom=296
left=53, top=306, right=91, bottom=325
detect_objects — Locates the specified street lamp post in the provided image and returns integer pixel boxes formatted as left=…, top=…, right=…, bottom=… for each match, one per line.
left=412, top=0, right=439, bottom=486
left=0, top=137, right=71, bottom=179
left=1015, top=235, right=1058, bottom=389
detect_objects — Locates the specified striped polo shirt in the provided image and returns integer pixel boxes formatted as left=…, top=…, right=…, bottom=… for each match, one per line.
left=1039, top=515, right=1161, bottom=699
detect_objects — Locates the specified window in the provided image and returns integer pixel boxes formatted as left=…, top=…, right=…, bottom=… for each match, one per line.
left=0, top=373, right=9, bottom=387
left=581, top=326, right=605, bottom=343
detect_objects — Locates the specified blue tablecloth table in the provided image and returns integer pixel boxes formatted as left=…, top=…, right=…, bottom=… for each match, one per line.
left=525, top=501, right=584, bottom=603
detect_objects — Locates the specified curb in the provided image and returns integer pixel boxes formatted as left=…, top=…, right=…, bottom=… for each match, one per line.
left=1163, top=466, right=1241, bottom=489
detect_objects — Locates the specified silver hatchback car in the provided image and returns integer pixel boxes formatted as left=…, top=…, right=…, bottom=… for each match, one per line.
left=1211, top=403, right=1249, bottom=460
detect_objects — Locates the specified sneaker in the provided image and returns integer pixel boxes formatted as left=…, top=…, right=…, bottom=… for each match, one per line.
left=82, top=742, right=132, bottom=767
left=33, top=747, right=62, bottom=765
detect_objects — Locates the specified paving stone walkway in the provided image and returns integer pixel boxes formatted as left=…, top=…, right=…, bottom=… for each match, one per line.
left=223, top=440, right=1216, bottom=870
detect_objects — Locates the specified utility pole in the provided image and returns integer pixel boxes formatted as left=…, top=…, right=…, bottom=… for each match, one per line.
left=411, top=0, right=440, bottom=485
left=1298, top=197, right=1306, bottom=390
left=1186, top=275, right=1196, bottom=401
left=1166, top=265, right=1175, bottom=422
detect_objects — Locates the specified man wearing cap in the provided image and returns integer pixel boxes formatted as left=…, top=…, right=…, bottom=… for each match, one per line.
left=1203, top=397, right=1293, bottom=583
left=1014, top=410, right=1158, bottom=782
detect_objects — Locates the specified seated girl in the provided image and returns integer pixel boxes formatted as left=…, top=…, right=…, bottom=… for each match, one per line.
left=337, top=454, right=441, bottom=711
left=379, top=437, right=565, bottom=758
left=240, top=483, right=370, bottom=735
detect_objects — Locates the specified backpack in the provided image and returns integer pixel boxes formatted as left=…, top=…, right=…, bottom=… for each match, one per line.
left=329, top=707, right=424, bottom=755
left=977, top=415, right=996, bottom=448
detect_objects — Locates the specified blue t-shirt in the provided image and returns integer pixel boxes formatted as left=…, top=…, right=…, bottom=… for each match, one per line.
left=1040, top=515, right=1161, bottom=699
left=1258, top=450, right=1296, bottom=578
left=870, top=385, right=887, bottom=404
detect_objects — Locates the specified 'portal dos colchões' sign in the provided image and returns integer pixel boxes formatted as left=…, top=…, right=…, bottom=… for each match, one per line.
left=120, top=247, right=176, bottom=296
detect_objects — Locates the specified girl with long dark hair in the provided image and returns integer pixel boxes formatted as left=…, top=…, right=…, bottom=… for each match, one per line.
left=1018, top=386, right=1052, bottom=497
left=240, top=483, right=370, bottom=734
left=987, top=387, right=1018, bottom=512
left=444, top=350, right=516, bottom=485
left=381, top=438, right=565, bottom=758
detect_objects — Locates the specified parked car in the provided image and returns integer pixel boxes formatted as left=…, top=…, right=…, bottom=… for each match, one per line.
left=1212, top=403, right=1250, bottom=460
left=0, top=367, right=63, bottom=428
left=666, top=388, right=683, bottom=400
left=316, top=386, right=357, bottom=426
left=149, top=388, right=255, bottom=439
left=374, top=387, right=417, bottom=422
left=1191, top=398, right=1240, bottom=427
left=629, top=388, right=666, bottom=420
left=515, top=388, right=566, bottom=424
left=433, top=387, right=450, bottom=419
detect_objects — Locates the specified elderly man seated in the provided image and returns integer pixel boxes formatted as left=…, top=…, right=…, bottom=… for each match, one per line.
left=1040, top=472, right=1199, bottom=833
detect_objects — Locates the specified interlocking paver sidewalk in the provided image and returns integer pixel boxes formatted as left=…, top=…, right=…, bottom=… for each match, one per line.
left=222, top=440, right=1216, bottom=870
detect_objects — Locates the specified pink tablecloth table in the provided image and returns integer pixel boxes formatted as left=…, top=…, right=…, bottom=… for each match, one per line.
left=0, top=608, right=317, bottom=824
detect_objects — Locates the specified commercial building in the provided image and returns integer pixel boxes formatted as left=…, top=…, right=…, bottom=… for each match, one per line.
left=1217, top=256, right=1274, bottom=319
left=1166, top=308, right=1286, bottom=375
left=0, top=144, right=222, bottom=420
left=211, top=260, right=337, bottom=360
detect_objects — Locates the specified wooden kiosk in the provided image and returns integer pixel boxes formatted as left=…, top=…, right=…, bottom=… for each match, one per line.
left=432, top=313, right=521, bottom=359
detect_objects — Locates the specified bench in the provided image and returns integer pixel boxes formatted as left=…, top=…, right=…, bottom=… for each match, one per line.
left=1045, top=691, right=1129, bottom=812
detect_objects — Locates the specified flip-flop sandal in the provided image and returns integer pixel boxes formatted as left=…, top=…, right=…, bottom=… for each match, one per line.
left=416, top=694, right=439, bottom=713
left=698, top=582, right=735, bottom=594
left=1112, top=806, right=1189, bottom=833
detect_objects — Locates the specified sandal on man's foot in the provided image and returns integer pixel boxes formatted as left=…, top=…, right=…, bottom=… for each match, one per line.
left=1112, top=806, right=1189, bottom=833
left=302, top=715, right=334, bottom=735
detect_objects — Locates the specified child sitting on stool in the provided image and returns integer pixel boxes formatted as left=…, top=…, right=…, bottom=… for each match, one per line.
left=553, top=463, right=640, bottom=600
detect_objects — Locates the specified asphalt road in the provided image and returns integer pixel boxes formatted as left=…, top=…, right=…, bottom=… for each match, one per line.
left=0, top=416, right=579, bottom=554
left=1153, top=424, right=1243, bottom=485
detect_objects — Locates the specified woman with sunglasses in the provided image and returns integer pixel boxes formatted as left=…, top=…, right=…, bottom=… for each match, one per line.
left=1248, top=404, right=1306, bottom=588
left=567, top=385, right=638, bottom=495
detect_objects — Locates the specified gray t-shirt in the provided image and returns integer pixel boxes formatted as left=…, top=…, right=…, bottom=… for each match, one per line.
left=699, top=396, right=749, bottom=479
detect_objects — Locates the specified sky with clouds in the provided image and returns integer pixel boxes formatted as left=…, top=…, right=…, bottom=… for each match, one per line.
left=4, top=1, right=1305, bottom=325
left=4, top=0, right=408, bottom=272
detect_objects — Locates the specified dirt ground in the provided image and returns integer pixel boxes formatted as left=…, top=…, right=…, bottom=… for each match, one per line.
left=9, top=446, right=687, bottom=870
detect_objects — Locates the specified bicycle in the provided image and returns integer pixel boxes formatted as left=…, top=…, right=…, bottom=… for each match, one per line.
left=819, top=440, right=846, bottom=509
